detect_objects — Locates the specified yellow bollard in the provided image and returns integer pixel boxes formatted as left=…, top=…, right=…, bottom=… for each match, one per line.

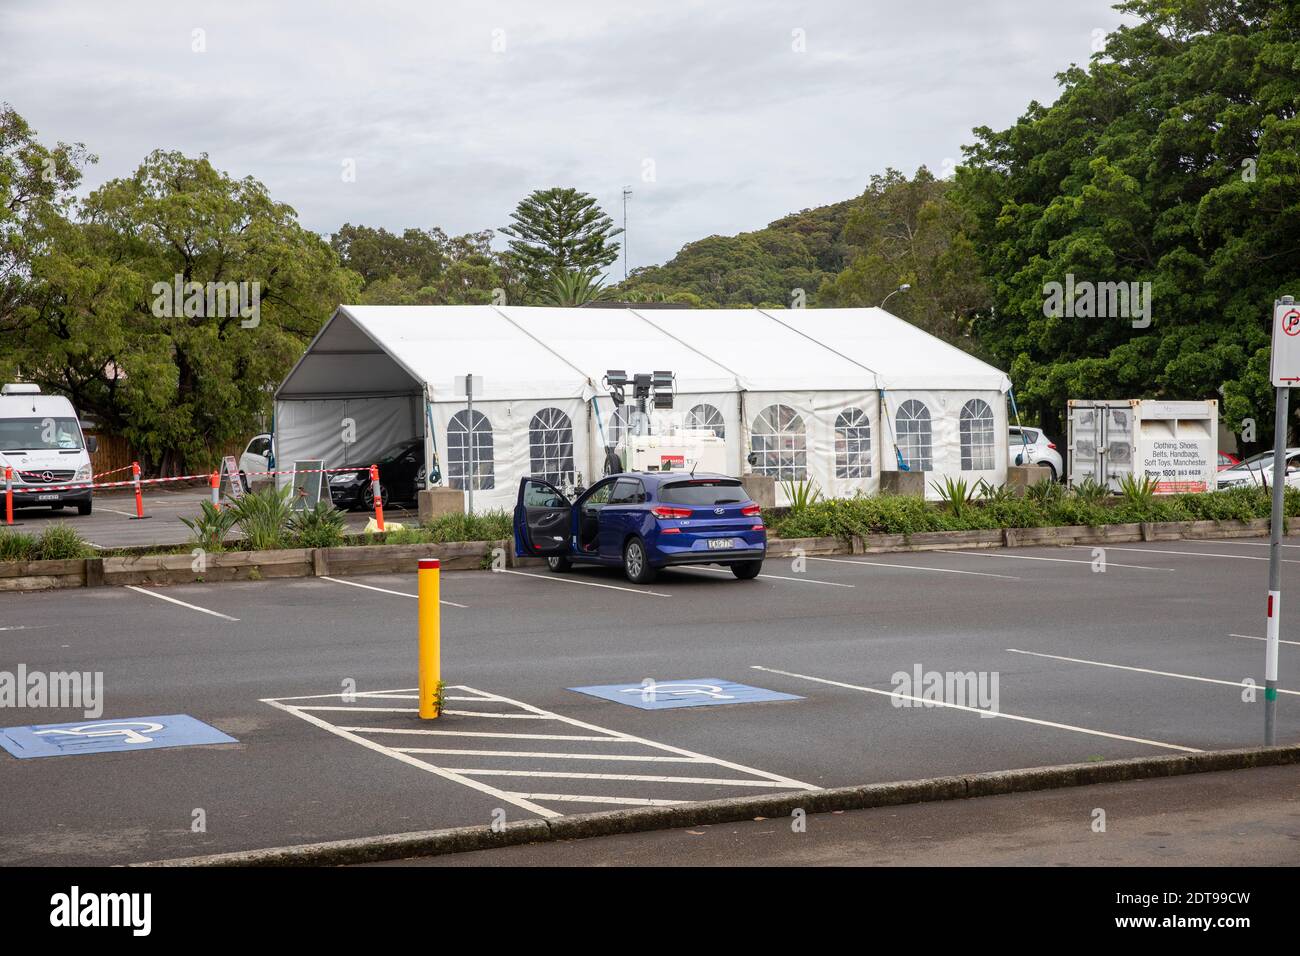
left=418, top=557, right=441, bottom=718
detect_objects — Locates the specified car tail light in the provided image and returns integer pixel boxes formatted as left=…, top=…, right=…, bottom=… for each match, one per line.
left=661, top=527, right=681, bottom=534
left=652, top=506, right=692, bottom=519
left=1047, top=442, right=1057, bottom=450
left=740, top=503, right=762, bottom=516
left=751, top=524, right=764, bottom=531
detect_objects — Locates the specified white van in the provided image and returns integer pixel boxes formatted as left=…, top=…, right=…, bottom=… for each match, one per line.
left=0, top=384, right=98, bottom=515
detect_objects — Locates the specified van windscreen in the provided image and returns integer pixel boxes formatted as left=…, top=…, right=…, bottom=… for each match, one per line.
left=0, top=418, right=84, bottom=451
left=658, top=479, right=746, bottom=506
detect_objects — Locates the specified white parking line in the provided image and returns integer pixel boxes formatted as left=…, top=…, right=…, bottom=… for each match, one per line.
left=806, top=556, right=1020, bottom=580
left=1197, top=540, right=1300, bottom=548
left=513, top=793, right=683, bottom=807
left=750, top=665, right=1201, bottom=753
left=934, top=549, right=1175, bottom=572
left=443, top=769, right=796, bottom=787
left=339, top=726, right=623, bottom=741
left=124, top=585, right=239, bottom=622
left=1070, top=545, right=1300, bottom=563
left=1230, top=632, right=1300, bottom=648
left=262, top=698, right=559, bottom=818
left=392, top=748, right=705, bottom=762
left=264, top=683, right=817, bottom=816
left=1006, top=647, right=1300, bottom=696
left=100, top=506, right=141, bottom=518
left=319, top=575, right=467, bottom=608
left=490, top=567, right=671, bottom=597
left=674, top=565, right=854, bottom=587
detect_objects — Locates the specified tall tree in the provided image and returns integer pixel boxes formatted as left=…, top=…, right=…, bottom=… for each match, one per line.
left=819, top=168, right=990, bottom=342
left=956, top=0, right=1300, bottom=445
left=334, top=225, right=519, bottom=305
left=0, top=103, right=94, bottom=338
left=499, top=187, right=621, bottom=298
left=6, top=142, right=358, bottom=474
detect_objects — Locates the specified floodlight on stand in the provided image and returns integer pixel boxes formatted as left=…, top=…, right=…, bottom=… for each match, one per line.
left=653, top=391, right=674, bottom=409
left=604, top=370, right=627, bottom=388
left=651, top=371, right=674, bottom=389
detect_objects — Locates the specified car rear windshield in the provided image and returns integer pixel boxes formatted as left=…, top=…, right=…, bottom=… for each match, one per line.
left=658, top=479, right=747, bottom=506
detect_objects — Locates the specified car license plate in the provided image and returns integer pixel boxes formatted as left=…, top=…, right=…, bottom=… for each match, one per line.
left=36, top=494, right=59, bottom=501
left=707, top=538, right=734, bottom=550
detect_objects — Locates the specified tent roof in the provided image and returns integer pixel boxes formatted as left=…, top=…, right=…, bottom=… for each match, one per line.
left=765, top=307, right=1012, bottom=391
left=277, top=305, right=1011, bottom=402
left=498, top=306, right=739, bottom=394
left=629, top=308, right=876, bottom=392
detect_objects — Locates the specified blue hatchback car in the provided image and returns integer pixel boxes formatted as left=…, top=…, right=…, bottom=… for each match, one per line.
left=513, top=472, right=766, bottom=583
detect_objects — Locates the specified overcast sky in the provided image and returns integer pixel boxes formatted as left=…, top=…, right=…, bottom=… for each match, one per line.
left=2, top=0, right=1129, bottom=275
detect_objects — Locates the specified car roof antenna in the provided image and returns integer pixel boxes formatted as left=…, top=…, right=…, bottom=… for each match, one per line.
left=690, top=457, right=698, bottom=478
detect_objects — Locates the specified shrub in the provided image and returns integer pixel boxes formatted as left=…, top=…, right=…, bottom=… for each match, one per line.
left=229, top=485, right=294, bottom=551
left=180, top=501, right=238, bottom=552
left=1117, top=473, right=1160, bottom=508
left=0, top=530, right=37, bottom=561
left=1071, top=477, right=1110, bottom=505
left=1026, top=478, right=1064, bottom=507
left=289, top=500, right=347, bottom=549
left=423, top=509, right=513, bottom=543
left=932, top=476, right=977, bottom=520
left=34, top=524, right=93, bottom=560
left=780, top=478, right=823, bottom=513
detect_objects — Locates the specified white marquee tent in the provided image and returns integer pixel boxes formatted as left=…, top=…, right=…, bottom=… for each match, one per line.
left=274, top=305, right=1014, bottom=508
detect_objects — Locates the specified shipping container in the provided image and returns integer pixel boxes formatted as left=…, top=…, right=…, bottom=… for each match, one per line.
left=1067, top=399, right=1218, bottom=493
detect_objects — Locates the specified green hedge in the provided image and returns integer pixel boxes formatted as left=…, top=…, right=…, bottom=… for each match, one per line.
left=0, top=524, right=96, bottom=561
left=771, top=486, right=1297, bottom=540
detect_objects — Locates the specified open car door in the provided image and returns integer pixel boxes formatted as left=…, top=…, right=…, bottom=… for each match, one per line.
left=514, top=477, right=573, bottom=557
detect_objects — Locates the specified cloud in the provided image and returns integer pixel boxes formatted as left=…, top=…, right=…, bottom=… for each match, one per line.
left=1, top=0, right=1129, bottom=272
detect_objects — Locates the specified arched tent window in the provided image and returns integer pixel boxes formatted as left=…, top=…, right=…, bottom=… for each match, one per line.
left=751, top=404, right=807, bottom=480
left=960, top=399, right=996, bottom=471
left=835, top=407, right=872, bottom=478
left=529, top=407, right=575, bottom=486
left=686, top=403, right=726, bottom=439
left=895, top=400, right=932, bottom=472
left=448, top=410, right=494, bottom=490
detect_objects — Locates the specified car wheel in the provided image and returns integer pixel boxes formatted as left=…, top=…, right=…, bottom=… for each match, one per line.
left=1041, top=462, right=1057, bottom=482
left=622, top=537, right=657, bottom=584
left=731, top=560, right=762, bottom=580
left=546, top=554, right=572, bottom=573
left=239, top=471, right=251, bottom=494
left=77, top=500, right=92, bottom=516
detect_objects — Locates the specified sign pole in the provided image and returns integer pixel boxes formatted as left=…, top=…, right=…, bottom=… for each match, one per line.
left=1265, top=384, right=1287, bottom=746
left=1265, top=295, right=1298, bottom=745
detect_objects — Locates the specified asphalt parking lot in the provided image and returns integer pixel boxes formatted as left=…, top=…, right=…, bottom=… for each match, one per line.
left=1, top=535, right=1298, bottom=865
left=5, top=486, right=408, bottom=548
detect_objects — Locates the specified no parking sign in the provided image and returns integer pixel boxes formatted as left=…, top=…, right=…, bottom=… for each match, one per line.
left=1270, top=300, right=1300, bottom=385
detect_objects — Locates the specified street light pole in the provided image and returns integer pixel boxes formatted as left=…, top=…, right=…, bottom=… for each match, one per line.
left=880, top=283, right=911, bottom=310
left=622, top=186, right=632, bottom=280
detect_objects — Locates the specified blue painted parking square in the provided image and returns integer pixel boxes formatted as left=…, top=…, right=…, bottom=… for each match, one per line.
left=569, top=678, right=802, bottom=710
left=0, top=714, right=237, bottom=759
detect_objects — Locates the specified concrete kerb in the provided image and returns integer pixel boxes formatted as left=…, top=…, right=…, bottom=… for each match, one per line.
left=0, top=518, right=1277, bottom=591
left=133, top=743, right=1300, bottom=867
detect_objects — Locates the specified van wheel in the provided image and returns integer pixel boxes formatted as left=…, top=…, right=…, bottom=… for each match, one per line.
left=622, top=537, right=657, bottom=584
left=546, top=555, right=572, bottom=573
left=77, top=500, right=92, bottom=516
left=731, top=560, right=762, bottom=580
